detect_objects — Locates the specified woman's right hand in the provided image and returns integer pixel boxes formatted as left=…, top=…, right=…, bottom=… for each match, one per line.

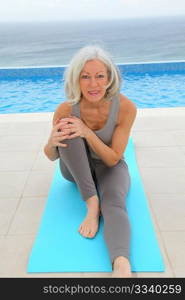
left=47, top=118, right=71, bottom=148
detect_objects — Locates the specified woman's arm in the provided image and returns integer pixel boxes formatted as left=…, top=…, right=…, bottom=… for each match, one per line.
left=44, top=142, right=60, bottom=161
left=44, top=102, right=72, bottom=161
left=85, top=97, right=137, bottom=166
left=64, top=95, right=137, bottom=167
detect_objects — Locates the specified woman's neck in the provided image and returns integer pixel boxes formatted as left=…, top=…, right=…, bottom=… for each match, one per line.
left=80, top=97, right=108, bottom=110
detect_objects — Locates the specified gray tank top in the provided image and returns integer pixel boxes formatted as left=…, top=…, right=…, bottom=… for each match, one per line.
left=71, top=95, right=120, bottom=160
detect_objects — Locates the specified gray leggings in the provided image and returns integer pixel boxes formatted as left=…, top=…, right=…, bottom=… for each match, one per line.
left=58, top=136, right=131, bottom=263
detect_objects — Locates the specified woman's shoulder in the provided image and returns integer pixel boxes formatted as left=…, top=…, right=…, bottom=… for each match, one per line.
left=119, top=93, right=137, bottom=112
left=52, top=101, right=73, bottom=125
left=117, top=94, right=137, bottom=124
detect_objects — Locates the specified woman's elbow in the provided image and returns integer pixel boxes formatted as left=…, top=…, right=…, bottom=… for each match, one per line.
left=107, top=155, right=120, bottom=167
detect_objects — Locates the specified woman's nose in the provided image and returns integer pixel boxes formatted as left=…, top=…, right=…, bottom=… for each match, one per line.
left=89, top=77, right=98, bottom=87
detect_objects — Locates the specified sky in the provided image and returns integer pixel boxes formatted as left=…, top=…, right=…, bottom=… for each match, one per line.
left=0, top=0, right=185, bottom=22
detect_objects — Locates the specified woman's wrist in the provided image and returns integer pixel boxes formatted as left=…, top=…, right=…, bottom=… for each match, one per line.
left=44, top=141, right=59, bottom=161
left=46, top=139, right=56, bottom=149
left=84, top=126, right=92, bottom=139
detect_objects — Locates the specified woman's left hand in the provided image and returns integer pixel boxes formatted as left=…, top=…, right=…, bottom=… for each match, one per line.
left=59, top=116, right=90, bottom=139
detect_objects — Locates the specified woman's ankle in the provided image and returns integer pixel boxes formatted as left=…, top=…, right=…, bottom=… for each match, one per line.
left=112, top=256, right=131, bottom=277
left=113, top=256, right=131, bottom=270
left=86, top=195, right=100, bottom=217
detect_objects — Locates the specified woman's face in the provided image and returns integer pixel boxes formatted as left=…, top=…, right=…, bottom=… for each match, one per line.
left=79, top=59, right=109, bottom=104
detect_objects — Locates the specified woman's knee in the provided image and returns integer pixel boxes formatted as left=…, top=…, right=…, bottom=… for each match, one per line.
left=58, top=135, right=83, bottom=149
left=100, top=201, right=130, bottom=230
left=100, top=187, right=128, bottom=211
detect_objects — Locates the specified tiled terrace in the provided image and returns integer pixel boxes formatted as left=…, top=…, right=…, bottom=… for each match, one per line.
left=0, top=107, right=185, bottom=277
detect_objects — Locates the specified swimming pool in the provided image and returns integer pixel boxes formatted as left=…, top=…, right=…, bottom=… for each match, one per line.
left=0, top=61, right=185, bottom=114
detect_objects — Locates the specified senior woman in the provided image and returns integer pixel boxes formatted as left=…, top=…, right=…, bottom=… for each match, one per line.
left=44, top=45, right=137, bottom=277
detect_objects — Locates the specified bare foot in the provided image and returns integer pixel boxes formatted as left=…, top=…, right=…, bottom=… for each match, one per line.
left=78, top=195, right=100, bottom=238
left=112, top=256, right=132, bottom=278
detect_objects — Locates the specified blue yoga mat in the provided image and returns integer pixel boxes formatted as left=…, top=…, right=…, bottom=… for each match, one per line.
left=28, top=137, right=164, bottom=273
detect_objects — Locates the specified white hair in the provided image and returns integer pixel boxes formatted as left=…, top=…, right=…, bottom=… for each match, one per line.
left=64, top=45, right=122, bottom=104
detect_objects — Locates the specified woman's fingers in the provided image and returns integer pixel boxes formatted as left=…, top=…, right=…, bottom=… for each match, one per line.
left=54, top=136, right=69, bottom=147
left=66, top=132, right=78, bottom=139
left=54, top=118, right=79, bottom=134
left=53, top=125, right=69, bottom=136
left=66, top=124, right=76, bottom=130
left=54, top=118, right=67, bottom=129
left=51, top=117, right=80, bottom=145
left=61, top=117, right=77, bottom=123
left=56, top=143, right=68, bottom=147
left=55, top=130, right=71, bottom=137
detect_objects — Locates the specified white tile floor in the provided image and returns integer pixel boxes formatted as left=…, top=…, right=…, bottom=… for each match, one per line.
left=0, top=107, right=185, bottom=278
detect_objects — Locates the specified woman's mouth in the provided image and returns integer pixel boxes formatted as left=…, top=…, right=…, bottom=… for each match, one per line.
left=88, top=91, right=100, bottom=96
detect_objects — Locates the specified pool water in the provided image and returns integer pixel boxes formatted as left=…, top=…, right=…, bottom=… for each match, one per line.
left=123, top=73, right=185, bottom=108
left=0, top=71, right=185, bottom=113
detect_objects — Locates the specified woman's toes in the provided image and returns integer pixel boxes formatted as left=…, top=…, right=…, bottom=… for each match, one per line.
left=79, top=226, right=93, bottom=238
left=78, top=215, right=99, bottom=238
left=82, top=229, right=87, bottom=237
left=79, top=226, right=84, bottom=236
left=79, top=226, right=88, bottom=237
left=84, top=228, right=91, bottom=238
left=88, top=231, right=94, bottom=238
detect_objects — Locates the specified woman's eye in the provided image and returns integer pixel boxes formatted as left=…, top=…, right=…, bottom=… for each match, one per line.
left=81, top=74, right=105, bottom=79
left=97, top=74, right=104, bottom=78
left=81, top=75, right=89, bottom=79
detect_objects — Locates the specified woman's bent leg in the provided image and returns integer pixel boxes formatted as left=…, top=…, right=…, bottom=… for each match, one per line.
left=59, top=159, right=75, bottom=182
left=58, top=136, right=98, bottom=201
left=58, top=137, right=100, bottom=238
